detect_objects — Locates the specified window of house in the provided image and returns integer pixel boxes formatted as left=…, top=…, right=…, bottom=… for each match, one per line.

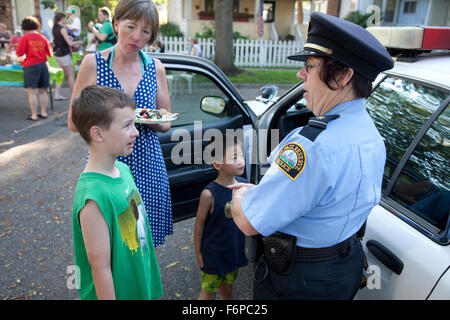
left=384, top=0, right=397, bottom=23
left=403, top=1, right=417, bottom=14
left=366, top=77, right=448, bottom=191
left=233, top=0, right=240, bottom=13
left=205, top=0, right=214, bottom=12
left=263, top=1, right=275, bottom=23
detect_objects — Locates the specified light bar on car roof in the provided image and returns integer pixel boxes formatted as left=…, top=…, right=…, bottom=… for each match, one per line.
left=366, top=26, right=450, bottom=50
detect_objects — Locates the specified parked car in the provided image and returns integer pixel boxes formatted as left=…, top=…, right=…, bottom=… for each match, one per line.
left=151, top=26, right=449, bottom=299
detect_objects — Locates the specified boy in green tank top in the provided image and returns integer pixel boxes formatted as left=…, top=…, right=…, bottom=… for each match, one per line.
left=71, top=85, right=163, bottom=300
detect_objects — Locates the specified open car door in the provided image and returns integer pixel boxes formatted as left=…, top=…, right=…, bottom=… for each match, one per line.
left=152, top=53, right=256, bottom=221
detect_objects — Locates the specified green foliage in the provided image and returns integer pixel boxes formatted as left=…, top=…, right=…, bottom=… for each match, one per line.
left=160, top=22, right=184, bottom=37
left=228, top=68, right=298, bottom=84
left=67, top=0, right=110, bottom=40
left=194, top=26, right=215, bottom=39
left=285, top=34, right=295, bottom=41
left=194, top=25, right=249, bottom=40
left=344, top=11, right=373, bottom=28
left=41, top=0, right=57, bottom=10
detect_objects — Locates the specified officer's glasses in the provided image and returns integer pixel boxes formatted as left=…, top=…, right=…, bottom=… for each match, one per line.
left=304, top=63, right=320, bottom=74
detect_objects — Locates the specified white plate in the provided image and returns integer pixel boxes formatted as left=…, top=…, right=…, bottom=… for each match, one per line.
left=135, top=108, right=178, bottom=124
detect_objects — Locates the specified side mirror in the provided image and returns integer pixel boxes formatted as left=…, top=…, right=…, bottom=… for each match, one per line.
left=200, top=96, right=227, bottom=115
left=256, top=85, right=278, bottom=104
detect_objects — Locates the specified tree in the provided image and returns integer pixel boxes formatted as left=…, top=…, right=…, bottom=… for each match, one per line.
left=214, top=0, right=237, bottom=75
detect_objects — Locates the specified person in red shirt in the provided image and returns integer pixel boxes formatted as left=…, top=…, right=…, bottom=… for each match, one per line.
left=16, top=16, right=53, bottom=121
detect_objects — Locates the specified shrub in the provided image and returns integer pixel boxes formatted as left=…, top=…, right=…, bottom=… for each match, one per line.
left=344, top=11, right=373, bottom=28
left=160, top=22, right=184, bottom=37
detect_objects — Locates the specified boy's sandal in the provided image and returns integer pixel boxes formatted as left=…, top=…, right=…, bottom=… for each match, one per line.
left=27, top=115, right=38, bottom=121
left=37, top=114, right=48, bottom=119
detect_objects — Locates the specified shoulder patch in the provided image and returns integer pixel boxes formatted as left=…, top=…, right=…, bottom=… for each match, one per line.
left=274, top=142, right=306, bottom=180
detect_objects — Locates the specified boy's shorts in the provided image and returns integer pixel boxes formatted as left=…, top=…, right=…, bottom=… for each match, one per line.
left=23, top=62, right=49, bottom=88
left=201, top=269, right=239, bottom=293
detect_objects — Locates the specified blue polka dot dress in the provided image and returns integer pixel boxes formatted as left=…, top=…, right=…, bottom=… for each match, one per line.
left=95, top=50, right=173, bottom=246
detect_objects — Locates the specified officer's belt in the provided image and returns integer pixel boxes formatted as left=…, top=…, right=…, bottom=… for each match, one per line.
left=295, top=233, right=358, bottom=263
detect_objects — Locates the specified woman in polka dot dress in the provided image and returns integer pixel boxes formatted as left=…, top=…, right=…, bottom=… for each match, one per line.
left=68, top=0, right=173, bottom=246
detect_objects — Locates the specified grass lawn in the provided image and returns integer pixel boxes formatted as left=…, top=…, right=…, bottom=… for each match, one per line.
left=228, top=68, right=300, bottom=84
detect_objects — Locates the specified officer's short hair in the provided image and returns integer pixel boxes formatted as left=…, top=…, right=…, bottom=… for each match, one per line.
left=319, top=57, right=372, bottom=99
left=72, top=85, right=135, bottom=144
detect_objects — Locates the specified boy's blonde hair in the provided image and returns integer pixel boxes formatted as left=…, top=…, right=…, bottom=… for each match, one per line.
left=71, top=85, right=136, bottom=144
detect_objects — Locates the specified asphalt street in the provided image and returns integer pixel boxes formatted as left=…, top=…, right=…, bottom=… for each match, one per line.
left=0, top=83, right=290, bottom=300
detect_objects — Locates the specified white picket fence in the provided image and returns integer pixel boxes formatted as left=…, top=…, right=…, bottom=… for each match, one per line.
left=152, top=36, right=304, bottom=68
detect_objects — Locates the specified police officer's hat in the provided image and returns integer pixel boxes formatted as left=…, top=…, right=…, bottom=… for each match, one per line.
left=288, top=12, right=393, bottom=81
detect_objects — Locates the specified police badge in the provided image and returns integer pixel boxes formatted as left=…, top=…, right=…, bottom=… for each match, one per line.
left=275, top=142, right=306, bottom=180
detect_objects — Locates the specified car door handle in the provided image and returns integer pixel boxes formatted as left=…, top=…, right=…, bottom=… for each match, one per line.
left=366, top=240, right=404, bottom=275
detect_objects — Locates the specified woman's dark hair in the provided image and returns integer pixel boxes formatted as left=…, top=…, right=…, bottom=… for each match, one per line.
left=318, top=57, right=372, bottom=99
left=21, top=16, right=40, bottom=31
left=52, top=12, right=66, bottom=35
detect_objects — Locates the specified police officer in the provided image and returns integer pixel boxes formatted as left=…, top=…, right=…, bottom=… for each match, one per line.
left=230, top=12, right=393, bottom=300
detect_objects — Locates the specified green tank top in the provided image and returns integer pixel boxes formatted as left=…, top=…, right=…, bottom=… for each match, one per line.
left=72, top=161, right=163, bottom=300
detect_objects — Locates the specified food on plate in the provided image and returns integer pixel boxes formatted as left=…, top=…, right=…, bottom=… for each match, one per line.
left=135, top=108, right=178, bottom=123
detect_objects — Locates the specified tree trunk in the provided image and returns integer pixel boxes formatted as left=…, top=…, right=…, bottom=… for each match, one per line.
left=214, top=0, right=237, bottom=75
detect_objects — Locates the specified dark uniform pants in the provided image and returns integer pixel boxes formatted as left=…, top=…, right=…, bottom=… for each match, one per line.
left=254, top=240, right=364, bottom=300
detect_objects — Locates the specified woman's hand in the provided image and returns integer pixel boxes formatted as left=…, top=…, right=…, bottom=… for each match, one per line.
left=196, top=253, right=204, bottom=270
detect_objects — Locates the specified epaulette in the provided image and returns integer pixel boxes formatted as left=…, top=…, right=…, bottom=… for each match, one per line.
left=299, top=114, right=340, bottom=142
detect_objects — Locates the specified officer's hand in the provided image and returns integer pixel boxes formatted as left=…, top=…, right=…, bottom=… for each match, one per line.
left=228, top=182, right=255, bottom=190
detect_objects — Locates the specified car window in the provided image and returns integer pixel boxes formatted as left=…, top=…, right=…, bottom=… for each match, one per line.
left=166, top=70, right=228, bottom=127
left=366, top=76, right=448, bottom=191
left=389, top=104, right=449, bottom=232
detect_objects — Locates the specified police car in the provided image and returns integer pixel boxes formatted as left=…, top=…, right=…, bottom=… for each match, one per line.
left=151, top=26, right=449, bottom=299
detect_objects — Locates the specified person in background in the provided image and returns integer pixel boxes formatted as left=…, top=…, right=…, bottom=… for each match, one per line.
left=66, top=8, right=81, bottom=41
left=0, top=23, right=11, bottom=50
left=153, top=40, right=165, bottom=53
left=16, top=16, right=53, bottom=121
left=68, top=0, right=173, bottom=246
left=188, top=38, right=202, bottom=57
left=7, top=29, right=21, bottom=53
left=88, top=7, right=116, bottom=51
left=52, top=12, right=83, bottom=101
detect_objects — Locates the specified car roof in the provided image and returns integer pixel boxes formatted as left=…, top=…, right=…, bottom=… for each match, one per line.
left=385, top=54, right=450, bottom=91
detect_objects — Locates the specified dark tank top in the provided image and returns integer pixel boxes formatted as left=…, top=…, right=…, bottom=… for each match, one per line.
left=201, top=176, right=248, bottom=275
left=52, top=24, right=71, bottom=57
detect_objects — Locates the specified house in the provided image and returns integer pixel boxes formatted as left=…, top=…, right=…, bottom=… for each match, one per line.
left=166, top=0, right=332, bottom=41
left=340, top=0, right=449, bottom=26
left=167, top=0, right=449, bottom=42
left=0, top=0, right=68, bottom=42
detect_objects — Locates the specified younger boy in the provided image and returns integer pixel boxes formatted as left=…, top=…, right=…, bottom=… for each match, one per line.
left=194, top=137, right=248, bottom=300
left=71, top=85, right=163, bottom=300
